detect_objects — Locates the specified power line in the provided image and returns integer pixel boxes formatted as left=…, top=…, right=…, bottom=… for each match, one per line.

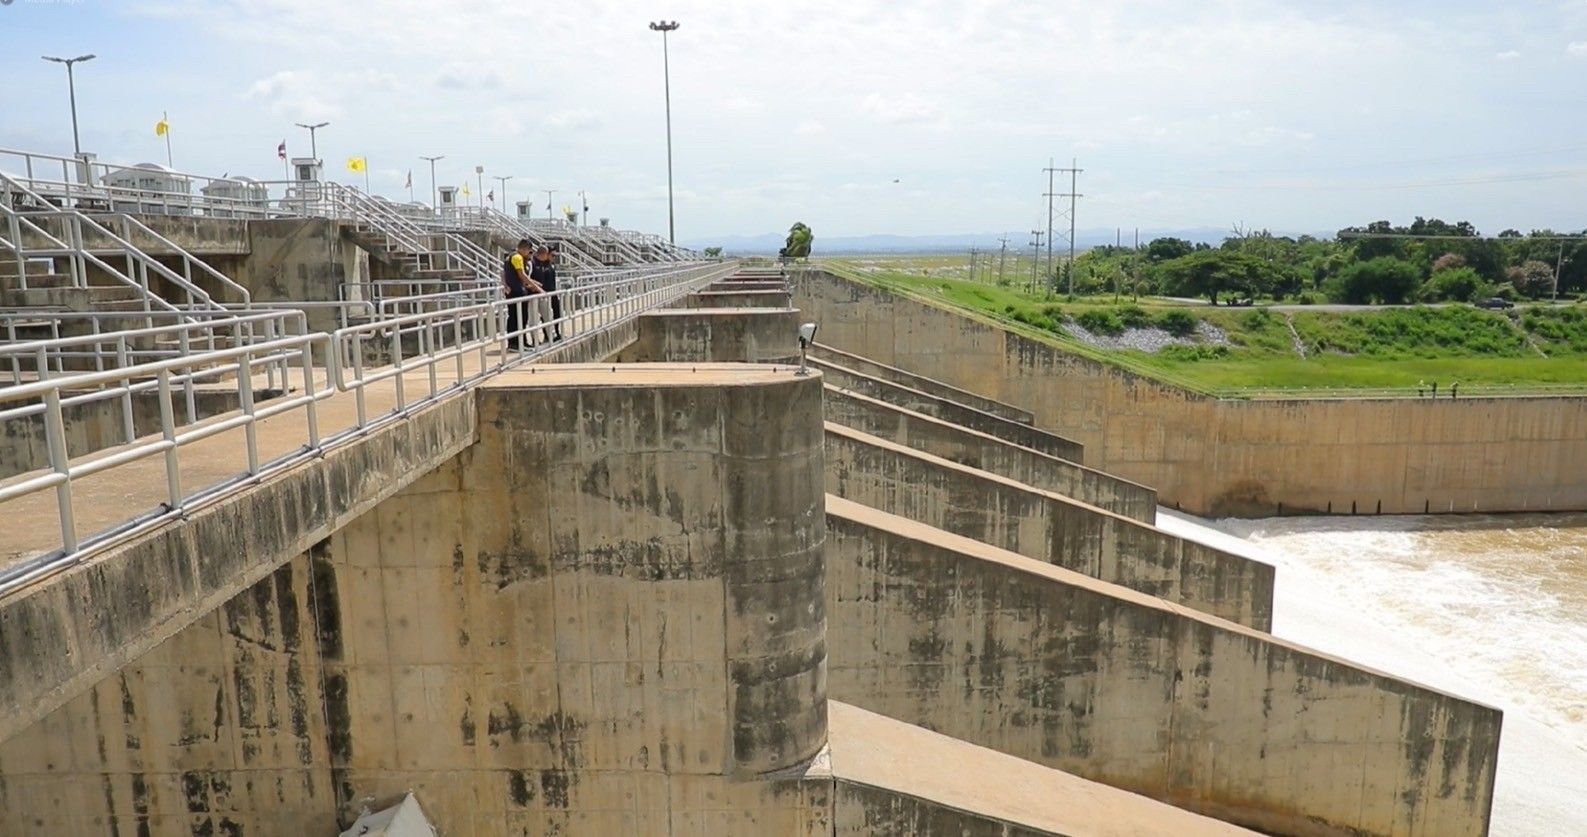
left=1048, top=159, right=1083, bottom=295
left=997, top=234, right=1009, bottom=285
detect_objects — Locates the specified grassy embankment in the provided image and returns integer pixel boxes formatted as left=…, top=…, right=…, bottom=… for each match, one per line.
left=828, top=257, right=1587, bottom=395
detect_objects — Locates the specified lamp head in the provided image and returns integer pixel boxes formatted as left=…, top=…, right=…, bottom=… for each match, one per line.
left=798, top=322, right=818, bottom=348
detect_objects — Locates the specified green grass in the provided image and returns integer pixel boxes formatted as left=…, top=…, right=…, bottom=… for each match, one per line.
left=827, top=257, right=1587, bottom=395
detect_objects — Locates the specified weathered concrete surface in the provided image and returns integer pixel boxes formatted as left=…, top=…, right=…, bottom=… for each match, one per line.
left=710, top=280, right=787, bottom=292
left=315, top=364, right=829, bottom=826
left=812, top=356, right=1086, bottom=464
left=825, top=497, right=1502, bottom=837
left=617, top=307, right=803, bottom=365
left=791, top=268, right=1587, bottom=516
left=826, top=702, right=1256, bottom=836
left=823, top=385, right=1156, bottom=524
left=229, top=218, right=365, bottom=333
left=1, top=383, right=283, bottom=480
left=825, top=422, right=1274, bottom=629
left=683, top=289, right=793, bottom=309
left=812, top=341, right=1034, bottom=424
left=0, top=391, right=478, bottom=745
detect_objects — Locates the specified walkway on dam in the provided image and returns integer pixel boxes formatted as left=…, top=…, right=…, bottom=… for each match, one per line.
left=0, top=283, right=736, bottom=577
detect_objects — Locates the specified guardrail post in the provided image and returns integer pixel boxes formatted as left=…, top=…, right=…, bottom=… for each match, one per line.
left=157, top=369, right=184, bottom=508
left=390, top=326, right=406, bottom=410
left=301, top=342, right=320, bottom=450
left=116, top=337, right=137, bottom=444
left=43, top=388, right=79, bottom=555
left=238, top=351, right=259, bottom=475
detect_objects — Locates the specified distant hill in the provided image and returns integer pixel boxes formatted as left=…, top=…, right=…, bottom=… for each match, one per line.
left=684, top=228, right=1317, bottom=255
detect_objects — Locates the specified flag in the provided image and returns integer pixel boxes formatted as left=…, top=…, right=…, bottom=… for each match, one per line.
left=487, top=190, right=494, bottom=203
left=461, top=182, right=471, bottom=197
left=404, top=170, right=412, bottom=189
left=346, top=157, right=367, bottom=173
left=277, top=140, right=287, bottom=161
left=155, top=117, right=170, bottom=137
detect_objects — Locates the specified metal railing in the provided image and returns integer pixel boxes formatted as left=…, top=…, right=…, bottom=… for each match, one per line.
left=0, top=260, right=736, bottom=595
left=1, top=172, right=234, bottom=314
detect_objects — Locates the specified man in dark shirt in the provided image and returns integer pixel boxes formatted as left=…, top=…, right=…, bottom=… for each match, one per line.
left=530, top=245, right=563, bottom=341
left=501, top=239, right=542, bottom=349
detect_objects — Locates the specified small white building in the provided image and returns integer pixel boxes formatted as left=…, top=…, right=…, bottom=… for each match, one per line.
left=101, top=162, right=192, bottom=215
left=200, top=176, right=270, bottom=217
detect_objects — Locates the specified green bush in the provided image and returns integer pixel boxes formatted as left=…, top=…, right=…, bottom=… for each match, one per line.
left=1118, top=305, right=1154, bottom=329
left=1156, top=309, right=1199, bottom=337
left=1076, top=309, right=1125, bottom=336
left=1158, top=344, right=1230, bottom=362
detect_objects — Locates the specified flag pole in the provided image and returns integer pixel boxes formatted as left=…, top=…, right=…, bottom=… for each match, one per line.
left=162, top=111, right=173, bottom=168
left=364, top=157, right=371, bottom=194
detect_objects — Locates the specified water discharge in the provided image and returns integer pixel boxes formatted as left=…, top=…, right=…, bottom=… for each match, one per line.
left=1156, top=510, right=1587, bottom=836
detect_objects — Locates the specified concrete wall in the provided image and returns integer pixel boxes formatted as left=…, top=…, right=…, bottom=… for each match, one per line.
left=822, top=386, right=1157, bottom=524
left=617, top=308, right=803, bottom=365
left=0, top=392, right=478, bottom=745
left=791, top=268, right=1587, bottom=516
left=825, top=497, right=1501, bottom=837
left=683, top=289, right=793, bottom=309
left=812, top=342, right=1034, bottom=425
left=230, top=218, right=363, bottom=333
left=825, top=423, right=1274, bottom=629
left=813, top=357, right=1086, bottom=464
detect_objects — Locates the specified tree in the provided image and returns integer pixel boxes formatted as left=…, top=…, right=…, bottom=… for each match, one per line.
left=703, top=246, right=723, bottom=258
left=781, top=223, right=813, bottom=259
left=1157, top=249, right=1283, bottom=304
left=1420, top=266, right=1487, bottom=303
left=1327, top=257, right=1421, bottom=304
left=1146, top=237, right=1196, bottom=262
left=1506, top=260, right=1555, bottom=299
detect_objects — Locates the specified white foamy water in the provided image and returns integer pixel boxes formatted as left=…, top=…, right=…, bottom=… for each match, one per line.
left=1155, top=510, right=1587, bottom=836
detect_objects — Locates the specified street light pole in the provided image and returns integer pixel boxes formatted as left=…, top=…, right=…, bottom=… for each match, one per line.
left=41, top=54, right=96, bottom=158
left=579, top=191, right=589, bottom=227
left=474, top=165, right=484, bottom=211
left=493, top=175, right=513, bottom=214
left=544, top=190, right=558, bottom=220
left=420, top=154, right=444, bottom=211
left=294, top=121, right=329, bottom=163
left=649, top=20, right=680, bottom=244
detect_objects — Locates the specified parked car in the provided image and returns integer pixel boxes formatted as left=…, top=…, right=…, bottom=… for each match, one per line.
left=1475, top=297, right=1515, bottom=310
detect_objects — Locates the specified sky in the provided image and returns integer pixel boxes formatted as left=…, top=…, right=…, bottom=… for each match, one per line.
left=4, top=0, right=1587, bottom=244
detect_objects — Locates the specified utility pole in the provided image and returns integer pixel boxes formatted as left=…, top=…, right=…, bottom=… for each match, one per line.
left=649, top=20, right=681, bottom=243
left=474, top=165, right=485, bottom=211
left=493, top=175, right=513, bottom=214
left=1556, top=241, right=1566, bottom=303
left=544, top=189, right=557, bottom=220
left=969, top=246, right=978, bottom=282
left=1029, top=229, right=1044, bottom=292
left=1133, top=227, right=1140, bottom=302
left=43, top=54, right=96, bottom=159
left=1055, top=159, right=1084, bottom=296
left=997, top=235, right=1009, bottom=285
left=579, top=190, right=589, bottom=226
left=1043, top=158, right=1058, bottom=292
left=294, top=121, right=329, bottom=163
left=420, top=154, right=444, bottom=211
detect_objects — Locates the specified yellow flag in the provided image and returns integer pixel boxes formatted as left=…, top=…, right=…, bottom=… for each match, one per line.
left=460, top=182, right=471, bottom=197
left=154, top=118, right=170, bottom=137
left=346, top=157, right=367, bottom=173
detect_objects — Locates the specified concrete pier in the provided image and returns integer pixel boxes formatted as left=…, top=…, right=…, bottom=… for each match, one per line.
left=618, top=308, right=802, bottom=365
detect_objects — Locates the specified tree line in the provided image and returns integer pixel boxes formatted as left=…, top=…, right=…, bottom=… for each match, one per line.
left=1063, top=218, right=1587, bottom=305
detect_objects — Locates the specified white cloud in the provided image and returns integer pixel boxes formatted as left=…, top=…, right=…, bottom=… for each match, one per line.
left=547, top=109, right=602, bottom=130
left=1495, top=50, right=1521, bottom=60
left=1569, top=41, right=1587, bottom=55
left=859, top=92, right=940, bottom=125
left=436, top=62, right=502, bottom=91
left=796, top=120, right=826, bottom=136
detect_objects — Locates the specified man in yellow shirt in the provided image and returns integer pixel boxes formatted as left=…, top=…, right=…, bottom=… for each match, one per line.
left=500, top=239, right=543, bottom=349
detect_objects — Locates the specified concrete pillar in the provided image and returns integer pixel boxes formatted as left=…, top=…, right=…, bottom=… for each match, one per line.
left=619, top=308, right=802, bottom=364
left=476, top=364, right=827, bottom=778
left=683, top=289, right=793, bottom=309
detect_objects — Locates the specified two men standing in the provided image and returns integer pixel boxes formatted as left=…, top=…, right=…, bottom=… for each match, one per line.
left=500, top=240, right=562, bottom=348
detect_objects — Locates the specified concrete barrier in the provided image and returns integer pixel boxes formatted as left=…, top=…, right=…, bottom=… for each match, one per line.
left=813, top=357, right=1086, bottom=464
left=684, top=289, right=792, bottom=309
left=790, top=268, right=1587, bottom=516
left=825, top=497, right=1501, bottom=837
left=825, top=422, right=1274, bottom=629
left=812, top=342, right=1034, bottom=424
left=823, top=385, right=1156, bottom=524
left=618, top=307, right=802, bottom=364
left=710, top=280, right=787, bottom=292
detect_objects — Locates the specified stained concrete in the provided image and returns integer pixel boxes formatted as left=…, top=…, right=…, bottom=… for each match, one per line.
left=825, top=422, right=1274, bottom=629
left=822, top=385, right=1155, bottom=523
left=790, top=267, right=1587, bottom=515
left=683, top=289, right=793, bottom=309
left=824, top=496, right=1502, bottom=837
left=617, top=308, right=803, bottom=365
left=811, top=341, right=1034, bottom=424
left=812, top=356, right=1085, bottom=464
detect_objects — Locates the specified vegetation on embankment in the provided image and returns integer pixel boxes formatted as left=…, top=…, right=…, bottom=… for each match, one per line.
left=828, top=261, right=1587, bottom=394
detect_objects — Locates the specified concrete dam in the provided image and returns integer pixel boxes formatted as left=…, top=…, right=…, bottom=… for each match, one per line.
left=0, top=181, right=1503, bottom=835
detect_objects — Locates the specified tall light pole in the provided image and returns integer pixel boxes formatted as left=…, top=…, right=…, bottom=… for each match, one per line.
left=649, top=20, right=680, bottom=244
left=294, top=121, right=329, bottom=162
left=544, top=189, right=557, bottom=220
left=41, top=54, right=96, bottom=159
left=474, top=165, right=484, bottom=211
left=493, top=175, right=513, bottom=214
left=579, top=190, right=589, bottom=226
left=420, top=154, right=444, bottom=211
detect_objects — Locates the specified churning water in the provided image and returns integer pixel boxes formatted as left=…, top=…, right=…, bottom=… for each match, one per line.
left=1155, top=510, right=1587, bottom=836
